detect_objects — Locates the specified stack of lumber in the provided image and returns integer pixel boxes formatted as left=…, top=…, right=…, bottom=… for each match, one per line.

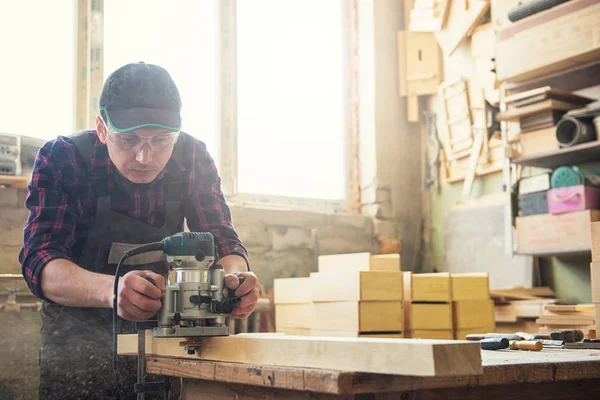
left=405, top=272, right=494, bottom=339
left=273, top=277, right=313, bottom=336
left=536, top=304, right=597, bottom=338
left=492, top=286, right=557, bottom=333
left=310, top=252, right=404, bottom=338
left=497, top=87, right=594, bottom=156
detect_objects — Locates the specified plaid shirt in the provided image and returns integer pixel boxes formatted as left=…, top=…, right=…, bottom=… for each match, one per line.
left=19, top=130, right=248, bottom=300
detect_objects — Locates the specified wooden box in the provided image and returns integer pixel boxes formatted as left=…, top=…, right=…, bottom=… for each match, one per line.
left=275, top=303, right=314, bottom=330
left=496, top=0, right=600, bottom=82
left=451, top=273, right=490, bottom=301
left=411, top=273, right=451, bottom=302
left=520, top=127, right=559, bottom=156
left=318, top=252, right=401, bottom=273
left=312, top=301, right=404, bottom=333
left=311, top=271, right=403, bottom=302
left=516, top=210, right=600, bottom=254
left=453, top=300, right=495, bottom=329
left=410, top=303, right=453, bottom=330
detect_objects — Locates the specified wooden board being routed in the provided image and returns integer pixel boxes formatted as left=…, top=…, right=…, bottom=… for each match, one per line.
left=118, top=332, right=482, bottom=377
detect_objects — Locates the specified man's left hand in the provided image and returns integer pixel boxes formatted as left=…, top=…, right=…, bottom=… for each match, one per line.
left=224, top=271, right=260, bottom=319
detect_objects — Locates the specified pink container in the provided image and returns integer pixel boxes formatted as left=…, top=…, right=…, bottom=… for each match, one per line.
left=547, top=185, right=600, bottom=214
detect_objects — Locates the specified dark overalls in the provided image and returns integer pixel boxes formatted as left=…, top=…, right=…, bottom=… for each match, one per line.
left=39, top=131, right=183, bottom=399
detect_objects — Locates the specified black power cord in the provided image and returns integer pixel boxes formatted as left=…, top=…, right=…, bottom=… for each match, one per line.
left=112, top=241, right=165, bottom=399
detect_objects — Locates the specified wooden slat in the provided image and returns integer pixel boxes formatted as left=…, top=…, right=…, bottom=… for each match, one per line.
left=119, top=331, right=482, bottom=377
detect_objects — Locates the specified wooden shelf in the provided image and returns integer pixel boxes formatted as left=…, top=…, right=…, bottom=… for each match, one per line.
left=505, top=59, right=600, bottom=93
left=511, top=140, right=600, bottom=169
left=0, top=175, right=29, bottom=189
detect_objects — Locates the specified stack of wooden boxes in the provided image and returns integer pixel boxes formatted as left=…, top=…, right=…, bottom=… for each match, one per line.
left=273, top=277, right=313, bottom=336
left=310, top=253, right=404, bottom=338
left=406, top=272, right=494, bottom=339
left=452, top=273, right=495, bottom=339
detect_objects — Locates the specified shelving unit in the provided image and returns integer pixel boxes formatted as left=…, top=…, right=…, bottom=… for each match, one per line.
left=499, top=2, right=600, bottom=257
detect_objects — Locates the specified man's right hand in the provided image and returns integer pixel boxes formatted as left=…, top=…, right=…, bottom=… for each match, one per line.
left=116, top=270, right=166, bottom=322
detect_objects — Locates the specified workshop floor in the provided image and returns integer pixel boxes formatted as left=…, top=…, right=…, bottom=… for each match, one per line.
left=0, top=311, right=41, bottom=400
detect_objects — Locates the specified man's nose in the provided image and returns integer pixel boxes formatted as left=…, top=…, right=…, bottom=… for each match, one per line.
left=135, top=143, right=153, bottom=164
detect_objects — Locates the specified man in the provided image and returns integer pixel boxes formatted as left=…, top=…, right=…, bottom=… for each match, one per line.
left=19, top=62, right=260, bottom=399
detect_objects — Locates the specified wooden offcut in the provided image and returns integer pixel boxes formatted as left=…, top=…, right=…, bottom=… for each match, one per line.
left=312, top=301, right=404, bottom=333
left=317, top=253, right=401, bottom=273
left=434, top=0, right=489, bottom=56
left=311, top=271, right=403, bottom=302
left=410, top=303, right=453, bottom=330
left=451, top=273, right=490, bottom=301
left=453, top=300, right=495, bottom=329
left=411, top=273, right=451, bottom=302
left=118, top=331, right=483, bottom=377
left=274, top=277, right=312, bottom=304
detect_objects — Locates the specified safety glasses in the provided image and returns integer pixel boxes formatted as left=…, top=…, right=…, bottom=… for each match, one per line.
left=99, top=117, right=180, bottom=152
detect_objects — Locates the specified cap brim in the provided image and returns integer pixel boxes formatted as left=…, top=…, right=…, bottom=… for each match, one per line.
left=106, top=107, right=181, bottom=133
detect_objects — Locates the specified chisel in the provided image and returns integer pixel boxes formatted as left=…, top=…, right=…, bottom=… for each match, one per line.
left=480, top=338, right=510, bottom=350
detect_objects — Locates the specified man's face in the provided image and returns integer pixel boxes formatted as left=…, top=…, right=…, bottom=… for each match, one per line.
left=96, top=117, right=177, bottom=184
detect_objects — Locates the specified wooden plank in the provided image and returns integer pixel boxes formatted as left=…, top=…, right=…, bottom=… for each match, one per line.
left=410, top=303, right=453, bottom=330
left=461, top=128, right=484, bottom=199
left=411, top=273, right=451, bottom=302
left=118, top=331, right=483, bottom=377
left=536, top=316, right=595, bottom=326
left=312, top=301, right=404, bottom=333
left=274, top=277, right=312, bottom=304
left=311, top=272, right=403, bottom=302
left=433, top=0, right=489, bottom=56
left=453, top=300, right=495, bottom=329
left=0, top=175, right=29, bottom=190
left=504, top=86, right=595, bottom=105
left=407, top=330, right=454, bottom=340
left=592, top=223, right=600, bottom=262
left=277, top=327, right=311, bottom=336
left=276, top=304, right=313, bottom=330
left=591, top=263, right=600, bottom=303
left=544, top=304, right=595, bottom=313
left=146, top=350, right=600, bottom=395
left=311, top=330, right=404, bottom=338
left=496, top=99, right=582, bottom=121
left=451, top=273, right=490, bottom=301
left=318, top=253, right=401, bottom=273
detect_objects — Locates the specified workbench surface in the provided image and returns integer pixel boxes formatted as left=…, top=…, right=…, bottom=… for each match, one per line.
left=148, top=348, right=600, bottom=399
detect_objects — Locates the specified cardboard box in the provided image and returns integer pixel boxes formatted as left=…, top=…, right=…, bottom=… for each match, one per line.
left=496, top=0, right=600, bottom=82
left=548, top=185, right=600, bottom=214
left=520, top=127, right=559, bottom=156
left=516, top=210, right=600, bottom=254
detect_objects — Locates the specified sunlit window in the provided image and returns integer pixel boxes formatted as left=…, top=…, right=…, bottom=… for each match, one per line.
left=0, top=1, right=76, bottom=140
left=236, top=0, right=347, bottom=200
left=103, top=0, right=221, bottom=165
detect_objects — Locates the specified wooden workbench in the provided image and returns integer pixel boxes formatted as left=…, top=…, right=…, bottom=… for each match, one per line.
left=147, top=349, right=600, bottom=399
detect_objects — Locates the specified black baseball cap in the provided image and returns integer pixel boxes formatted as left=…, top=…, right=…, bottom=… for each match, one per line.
left=99, top=62, right=182, bottom=133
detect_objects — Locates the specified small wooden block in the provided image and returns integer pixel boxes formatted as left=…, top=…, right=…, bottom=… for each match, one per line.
left=311, top=329, right=404, bottom=338
left=407, top=94, right=419, bottom=122
left=276, top=304, right=314, bottom=330
left=411, top=273, right=451, bottom=302
left=410, top=303, right=453, bottom=330
left=407, top=330, right=454, bottom=340
left=318, top=253, right=401, bottom=273
left=312, top=301, right=404, bottom=333
left=591, top=263, right=600, bottom=303
left=453, top=300, right=495, bottom=329
left=451, top=273, right=490, bottom=301
left=274, top=277, right=312, bottom=304
left=311, top=271, right=403, bottom=302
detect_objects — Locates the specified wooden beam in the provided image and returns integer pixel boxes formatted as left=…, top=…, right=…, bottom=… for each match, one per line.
left=118, top=332, right=482, bottom=377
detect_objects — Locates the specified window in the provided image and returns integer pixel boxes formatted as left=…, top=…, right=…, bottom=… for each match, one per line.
left=0, top=1, right=76, bottom=140
left=236, top=0, right=348, bottom=200
left=103, top=0, right=221, bottom=165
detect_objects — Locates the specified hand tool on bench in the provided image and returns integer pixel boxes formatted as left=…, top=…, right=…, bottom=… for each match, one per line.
left=480, top=338, right=510, bottom=350
left=112, top=232, right=245, bottom=399
left=510, top=340, right=543, bottom=351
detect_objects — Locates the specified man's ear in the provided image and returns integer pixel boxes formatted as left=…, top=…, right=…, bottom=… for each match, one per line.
left=96, top=116, right=108, bottom=144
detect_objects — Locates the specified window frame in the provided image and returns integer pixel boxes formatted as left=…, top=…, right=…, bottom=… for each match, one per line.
left=79, top=0, right=361, bottom=214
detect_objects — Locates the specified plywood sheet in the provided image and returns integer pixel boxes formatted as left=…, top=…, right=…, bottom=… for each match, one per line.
left=118, top=331, right=483, bottom=377
left=444, top=202, right=534, bottom=290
